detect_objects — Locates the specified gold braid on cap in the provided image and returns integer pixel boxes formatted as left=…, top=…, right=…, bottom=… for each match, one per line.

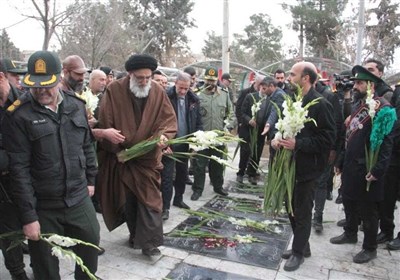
left=23, top=74, right=35, bottom=86
left=40, top=75, right=57, bottom=86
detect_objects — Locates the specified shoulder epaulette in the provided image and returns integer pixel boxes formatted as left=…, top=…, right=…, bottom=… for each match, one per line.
left=6, top=93, right=30, bottom=113
left=64, top=90, right=87, bottom=104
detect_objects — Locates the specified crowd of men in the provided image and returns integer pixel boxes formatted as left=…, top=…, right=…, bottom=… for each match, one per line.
left=0, top=50, right=399, bottom=279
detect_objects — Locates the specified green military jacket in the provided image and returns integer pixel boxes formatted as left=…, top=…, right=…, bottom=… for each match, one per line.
left=197, top=86, right=234, bottom=131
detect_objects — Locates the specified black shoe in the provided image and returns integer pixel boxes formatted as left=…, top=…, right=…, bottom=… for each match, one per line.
left=387, top=237, right=400, bottom=250
left=313, top=216, right=323, bottom=233
left=353, top=249, right=377, bottom=264
left=376, top=232, right=393, bottom=244
left=173, top=200, right=190, bottom=209
left=326, top=191, right=333, bottom=201
left=11, top=271, right=29, bottom=280
left=214, top=188, right=228, bottom=196
left=129, top=235, right=135, bottom=248
left=236, top=175, right=244, bottom=183
left=185, top=177, right=193, bottom=185
left=98, top=246, right=105, bottom=255
left=336, top=218, right=346, bottom=227
left=283, top=254, right=304, bottom=271
left=142, top=247, right=161, bottom=257
left=248, top=176, right=257, bottom=185
left=162, top=209, right=169, bottom=220
left=281, top=248, right=311, bottom=259
left=314, top=222, right=323, bottom=233
left=191, top=192, right=201, bottom=201
left=330, top=233, right=357, bottom=244
left=335, top=193, right=343, bottom=204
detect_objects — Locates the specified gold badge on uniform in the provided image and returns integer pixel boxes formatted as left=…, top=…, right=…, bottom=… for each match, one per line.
left=35, top=59, right=46, bottom=74
left=209, top=69, right=215, bottom=76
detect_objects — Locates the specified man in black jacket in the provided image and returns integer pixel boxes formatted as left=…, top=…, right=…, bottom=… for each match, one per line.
left=0, top=60, right=29, bottom=280
left=161, top=72, right=202, bottom=220
left=235, top=74, right=265, bottom=183
left=363, top=59, right=400, bottom=244
left=312, top=79, right=343, bottom=232
left=272, top=61, right=335, bottom=271
left=330, top=66, right=395, bottom=264
left=3, top=51, right=100, bottom=280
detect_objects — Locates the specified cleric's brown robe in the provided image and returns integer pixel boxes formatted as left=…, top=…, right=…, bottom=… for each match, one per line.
left=97, top=76, right=177, bottom=231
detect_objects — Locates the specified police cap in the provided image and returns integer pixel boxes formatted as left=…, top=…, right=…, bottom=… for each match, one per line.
left=22, top=51, right=61, bottom=88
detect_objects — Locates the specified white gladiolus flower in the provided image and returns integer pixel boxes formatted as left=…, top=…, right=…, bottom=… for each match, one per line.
left=366, top=97, right=377, bottom=118
left=235, top=234, right=254, bottom=243
left=46, top=234, right=76, bottom=247
left=51, top=247, right=65, bottom=259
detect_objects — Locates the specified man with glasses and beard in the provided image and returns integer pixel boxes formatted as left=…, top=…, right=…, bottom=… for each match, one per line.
left=97, top=54, right=177, bottom=257
left=60, top=55, right=88, bottom=94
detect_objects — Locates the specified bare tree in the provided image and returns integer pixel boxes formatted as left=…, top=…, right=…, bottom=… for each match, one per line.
left=17, top=0, right=83, bottom=50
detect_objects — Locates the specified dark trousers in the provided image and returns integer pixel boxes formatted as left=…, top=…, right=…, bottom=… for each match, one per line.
left=0, top=201, right=25, bottom=277
left=237, top=130, right=251, bottom=177
left=237, top=127, right=265, bottom=177
left=314, top=162, right=333, bottom=219
left=288, top=179, right=316, bottom=256
left=125, top=188, right=163, bottom=249
left=192, top=147, right=224, bottom=194
left=378, top=166, right=400, bottom=236
left=161, top=144, right=189, bottom=210
left=343, top=198, right=379, bottom=251
left=29, top=196, right=100, bottom=280
left=247, top=132, right=266, bottom=177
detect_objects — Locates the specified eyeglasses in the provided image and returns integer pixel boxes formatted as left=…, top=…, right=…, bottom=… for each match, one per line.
left=132, top=73, right=152, bottom=81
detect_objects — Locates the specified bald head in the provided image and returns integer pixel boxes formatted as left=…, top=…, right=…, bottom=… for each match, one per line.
left=89, top=69, right=107, bottom=94
left=288, top=61, right=318, bottom=93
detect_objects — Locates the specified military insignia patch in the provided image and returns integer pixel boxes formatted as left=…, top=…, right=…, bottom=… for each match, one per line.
left=199, top=107, right=207, bottom=117
left=35, top=59, right=46, bottom=74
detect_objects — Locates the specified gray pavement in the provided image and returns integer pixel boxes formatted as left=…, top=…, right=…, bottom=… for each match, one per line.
left=1, top=145, right=399, bottom=279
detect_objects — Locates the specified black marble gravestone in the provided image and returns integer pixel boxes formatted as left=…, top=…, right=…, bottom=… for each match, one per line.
left=164, top=196, right=292, bottom=269
left=166, top=263, right=259, bottom=280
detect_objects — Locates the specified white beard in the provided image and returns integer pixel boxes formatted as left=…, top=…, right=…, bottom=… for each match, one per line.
left=129, top=77, right=151, bottom=98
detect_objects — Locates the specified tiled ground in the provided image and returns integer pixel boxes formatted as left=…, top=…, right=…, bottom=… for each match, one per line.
left=1, top=144, right=399, bottom=279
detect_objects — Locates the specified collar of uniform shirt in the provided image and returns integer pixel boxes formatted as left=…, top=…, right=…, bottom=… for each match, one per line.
left=44, top=90, right=63, bottom=113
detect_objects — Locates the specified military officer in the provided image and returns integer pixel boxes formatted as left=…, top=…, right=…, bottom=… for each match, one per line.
left=191, top=66, right=234, bottom=201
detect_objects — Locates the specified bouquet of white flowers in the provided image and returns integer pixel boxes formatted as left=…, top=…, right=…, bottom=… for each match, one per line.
left=264, top=86, right=321, bottom=215
left=249, top=95, right=266, bottom=157
left=117, top=130, right=241, bottom=169
left=0, top=231, right=100, bottom=280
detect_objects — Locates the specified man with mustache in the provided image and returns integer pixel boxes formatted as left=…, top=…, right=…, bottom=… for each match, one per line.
left=3, top=50, right=100, bottom=279
left=97, top=54, right=177, bottom=257
left=190, top=66, right=233, bottom=201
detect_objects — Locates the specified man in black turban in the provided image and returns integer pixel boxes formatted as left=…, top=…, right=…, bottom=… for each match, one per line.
left=97, top=54, right=177, bottom=257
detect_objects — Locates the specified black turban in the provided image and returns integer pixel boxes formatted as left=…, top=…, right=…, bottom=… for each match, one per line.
left=125, top=54, right=158, bottom=72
